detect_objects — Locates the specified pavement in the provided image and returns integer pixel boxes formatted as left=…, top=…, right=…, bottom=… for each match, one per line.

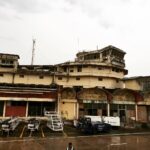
left=1, top=121, right=150, bottom=149
left=1, top=134, right=150, bottom=150
left=1, top=121, right=150, bottom=138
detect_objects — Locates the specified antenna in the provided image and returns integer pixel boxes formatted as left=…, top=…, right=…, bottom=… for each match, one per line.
left=31, top=39, right=36, bottom=65
left=97, top=45, right=98, bottom=50
left=77, top=37, right=79, bottom=52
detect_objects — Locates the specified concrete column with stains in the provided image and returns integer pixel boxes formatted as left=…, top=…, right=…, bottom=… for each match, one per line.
left=107, top=103, right=110, bottom=117
left=76, top=102, right=79, bottom=119
left=57, top=92, right=61, bottom=115
left=26, top=101, right=29, bottom=117
left=3, top=101, right=6, bottom=117
left=135, top=104, right=138, bottom=121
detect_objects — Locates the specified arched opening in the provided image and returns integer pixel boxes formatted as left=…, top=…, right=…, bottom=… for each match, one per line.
left=77, top=88, right=108, bottom=116
left=61, top=88, right=76, bottom=99
left=111, top=89, right=136, bottom=125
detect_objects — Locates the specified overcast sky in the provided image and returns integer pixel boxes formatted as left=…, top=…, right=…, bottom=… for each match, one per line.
left=0, top=0, right=150, bottom=77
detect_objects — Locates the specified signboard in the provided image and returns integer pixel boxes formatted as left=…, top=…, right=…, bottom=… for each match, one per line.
left=83, top=100, right=107, bottom=104
left=85, top=115, right=120, bottom=127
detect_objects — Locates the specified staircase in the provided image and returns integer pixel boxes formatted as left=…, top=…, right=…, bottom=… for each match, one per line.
left=46, top=112, right=63, bottom=131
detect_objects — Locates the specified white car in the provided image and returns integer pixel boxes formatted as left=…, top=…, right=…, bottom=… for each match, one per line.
left=1, top=117, right=20, bottom=132
left=27, top=118, right=40, bottom=132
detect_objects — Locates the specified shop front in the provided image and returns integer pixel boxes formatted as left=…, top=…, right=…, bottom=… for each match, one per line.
left=77, top=88, right=108, bottom=117
left=112, top=89, right=136, bottom=125
left=28, top=101, right=56, bottom=116
left=0, top=101, right=4, bottom=116
left=0, top=88, right=58, bottom=118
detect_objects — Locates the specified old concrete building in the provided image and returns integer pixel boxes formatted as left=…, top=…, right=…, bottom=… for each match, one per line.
left=0, top=53, right=57, bottom=118
left=124, top=76, right=150, bottom=123
left=0, top=45, right=149, bottom=125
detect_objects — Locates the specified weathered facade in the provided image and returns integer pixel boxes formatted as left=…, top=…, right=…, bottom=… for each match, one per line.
left=0, top=46, right=149, bottom=125
left=124, top=76, right=150, bottom=123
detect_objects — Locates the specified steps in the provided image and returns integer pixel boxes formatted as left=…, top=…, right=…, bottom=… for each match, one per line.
left=46, top=112, right=63, bottom=131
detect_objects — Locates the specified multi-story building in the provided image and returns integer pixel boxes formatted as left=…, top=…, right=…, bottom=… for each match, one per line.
left=0, top=53, right=57, bottom=118
left=0, top=45, right=149, bottom=125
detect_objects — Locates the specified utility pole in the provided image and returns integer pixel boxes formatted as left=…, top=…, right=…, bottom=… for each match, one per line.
left=31, top=39, right=36, bottom=65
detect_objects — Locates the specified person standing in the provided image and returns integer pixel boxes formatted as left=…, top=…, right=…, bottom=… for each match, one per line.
left=66, top=142, right=75, bottom=150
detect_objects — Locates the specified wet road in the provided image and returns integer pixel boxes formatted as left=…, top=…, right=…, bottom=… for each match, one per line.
left=0, top=134, right=150, bottom=150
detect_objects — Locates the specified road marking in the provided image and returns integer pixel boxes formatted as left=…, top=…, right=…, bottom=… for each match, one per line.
left=63, top=131, right=68, bottom=137
left=110, top=143, right=127, bottom=146
left=20, top=126, right=26, bottom=138
left=41, top=126, right=45, bottom=138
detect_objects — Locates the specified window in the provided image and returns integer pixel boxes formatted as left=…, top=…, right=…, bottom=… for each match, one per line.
left=84, top=53, right=100, bottom=60
left=58, top=77, right=62, bottom=80
left=119, top=105, right=125, bottom=109
left=39, top=75, right=44, bottom=79
left=6, top=101, right=26, bottom=106
left=1, top=60, right=5, bottom=64
left=112, top=68, right=115, bottom=72
left=116, top=79, right=119, bottom=83
left=63, top=67, right=67, bottom=72
left=77, top=66, right=82, bottom=72
left=69, top=67, right=74, bottom=72
left=83, top=65, right=88, bottom=68
left=143, top=81, right=150, bottom=91
left=0, top=74, right=4, bottom=77
left=98, top=67, right=102, bottom=70
left=76, top=77, right=80, bottom=80
left=19, top=74, right=24, bottom=78
left=98, top=77, right=103, bottom=81
left=70, top=69, right=74, bottom=72
left=116, top=69, right=120, bottom=73
left=10, top=60, right=13, bottom=64
left=127, top=105, right=135, bottom=110
left=112, top=68, right=120, bottom=73
left=2, top=59, right=14, bottom=64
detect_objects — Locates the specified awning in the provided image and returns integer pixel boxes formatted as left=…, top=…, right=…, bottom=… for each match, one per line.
left=138, top=101, right=150, bottom=105
left=0, top=97, right=56, bottom=102
left=112, top=100, right=135, bottom=104
left=81, top=100, right=107, bottom=104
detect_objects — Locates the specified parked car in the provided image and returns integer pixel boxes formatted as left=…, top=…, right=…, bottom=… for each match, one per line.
left=27, top=118, right=40, bottom=132
left=1, top=117, right=20, bottom=133
left=76, top=117, right=111, bottom=134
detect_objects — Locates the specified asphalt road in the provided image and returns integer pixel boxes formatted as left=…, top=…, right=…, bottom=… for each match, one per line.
left=0, top=134, right=150, bottom=150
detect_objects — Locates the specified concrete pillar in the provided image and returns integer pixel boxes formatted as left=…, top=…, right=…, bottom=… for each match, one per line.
left=107, top=103, right=110, bottom=117
left=26, top=101, right=29, bottom=117
left=57, top=93, right=61, bottom=114
left=74, top=103, right=76, bottom=119
left=3, top=101, right=6, bottom=117
left=76, top=102, right=79, bottom=119
left=135, top=104, right=138, bottom=121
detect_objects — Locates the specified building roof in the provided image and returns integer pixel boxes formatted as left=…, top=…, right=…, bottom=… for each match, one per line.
left=0, top=53, right=20, bottom=59
left=76, top=45, right=126, bottom=57
left=123, top=76, right=150, bottom=81
left=17, top=65, right=55, bottom=75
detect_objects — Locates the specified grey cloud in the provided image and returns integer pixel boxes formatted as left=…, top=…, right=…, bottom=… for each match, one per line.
left=0, top=0, right=51, bottom=13
left=65, top=0, right=78, bottom=5
left=119, top=0, right=131, bottom=2
left=64, top=0, right=113, bottom=29
left=64, top=0, right=102, bottom=18
left=0, top=36, right=16, bottom=41
left=99, top=20, right=113, bottom=29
